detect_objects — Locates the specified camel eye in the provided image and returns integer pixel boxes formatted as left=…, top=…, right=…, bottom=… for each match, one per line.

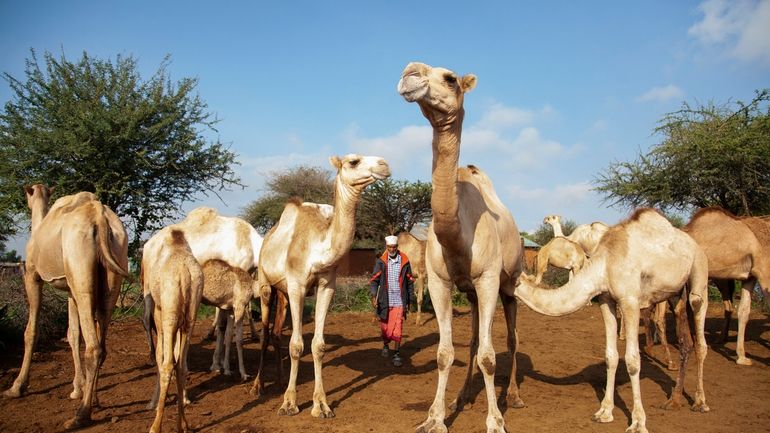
left=349, top=159, right=360, bottom=167
left=444, top=75, right=457, bottom=85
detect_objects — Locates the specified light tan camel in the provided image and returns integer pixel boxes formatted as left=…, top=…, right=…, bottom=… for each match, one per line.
left=145, top=229, right=203, bottom=433
left=249, top=154, right=390, bottom=418
left=142, top=207, right=263, bottom=381
left=543, top=214, right=609, bottom=256
left=201, top=259, right=259, bottom=381
left=516, top=208, right=710, bottom=433
left=398, top=62, right=524, bottom=433
left=397, top=231, right=428, bottom=325
left=683, top=207, right=770, bottom=365
left=3, top=184, right=129, bottom=430
left=534, top=236, right=586, bottom=284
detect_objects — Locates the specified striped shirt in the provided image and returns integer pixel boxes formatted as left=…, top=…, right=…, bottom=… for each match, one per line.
left=387, top=253, right=403, bottom=307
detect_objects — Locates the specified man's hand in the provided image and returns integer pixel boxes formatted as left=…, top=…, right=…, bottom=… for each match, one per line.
left=370, top=296, right=377, bottom=308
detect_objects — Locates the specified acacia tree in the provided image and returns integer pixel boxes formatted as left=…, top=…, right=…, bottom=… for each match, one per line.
left=240, top=165, right=334, bottom=233
left=0, top=50, right=240, bottom=254
left=594, top=89, right=770, bottom=216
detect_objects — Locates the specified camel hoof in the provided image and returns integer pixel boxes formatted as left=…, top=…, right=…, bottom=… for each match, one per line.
left=660, top=398, right=681, bottom=411
left=3, top=387, right=23, bottom=399
left=736, top=357, right=753, bottom=366
left=145, top=401, right=157, bottom=410
left=506, top=395, right=526, bottom=409
left=278, top=403, right=299, bottom=416
left=691, top=402, right=710, bottom=413
left=311, top=404, right=335, bottom=418
left=666, top=362, right=679, bottom=371
left=415, top=417, right=448, bottom=433
left=591, top=408, right=613, bottom=423
left=63, top=415, right=92, bottom=430
left=69, top=389, right=83, bottom=400
left=624, top=422, right=649, bottom=433
left=618, top=334, right=625, bottom=341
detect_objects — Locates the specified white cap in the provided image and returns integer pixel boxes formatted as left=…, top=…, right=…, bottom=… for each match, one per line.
left=385, top=235, right=398, bottom=246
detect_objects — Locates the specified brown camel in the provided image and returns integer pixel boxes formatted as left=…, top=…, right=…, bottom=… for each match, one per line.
left=398, top=62, right=524, bottom=433
left=3, top=184, right=129, bottom=430
left=515, top=208, right=710, bottom=433
left=249, top=154, right=390, bottom=418
left=145, top=229, right=203, bottom=433
left=397, top=231, right=428, bottom=325
left=683, top=207, right=770, bottom=365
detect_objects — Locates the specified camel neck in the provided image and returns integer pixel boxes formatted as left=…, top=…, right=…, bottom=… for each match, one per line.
left=430, top=115, right=464, bottom=248
left=29, top=200, right=49, bottom=233
left=515, top=259, right=606, bottom=316
left=551, top=223, right=564, bottom=238
left=327, top=178, right=360, bottom=265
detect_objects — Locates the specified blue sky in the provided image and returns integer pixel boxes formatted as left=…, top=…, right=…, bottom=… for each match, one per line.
left=2, top=1, right=769, bottom=253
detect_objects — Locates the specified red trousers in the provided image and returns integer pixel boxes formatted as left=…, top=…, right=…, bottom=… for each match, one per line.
left=380, top=306, right=404, bottom=343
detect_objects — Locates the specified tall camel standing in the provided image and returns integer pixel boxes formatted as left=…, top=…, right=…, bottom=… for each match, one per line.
left=145, top=229, right=204, bottom=433
left=3, top=184, right=129, bottom=429
left=250, top=154, right=390, bottom=417
left=683, top=207, right=770, bottom=365
left=516, top=209, right=710, bottom=433
left=397, top=231, right=428, bottom=325
left=398, top=62, right=524, bottom=433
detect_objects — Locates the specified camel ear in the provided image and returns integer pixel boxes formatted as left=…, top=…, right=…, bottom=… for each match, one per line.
left=24, top=185, right=34, bottom=197
left=329, top=156, right=342, bottom=170
left=47, top=185, right=55, bottom=196
left=461, top=74, right=477, bottom=93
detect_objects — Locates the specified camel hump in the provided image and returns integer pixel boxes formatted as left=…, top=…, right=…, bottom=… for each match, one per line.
left=741, top=217, right=770, bottom=247
left=169, top=229, right=188, bottom=246
left=93, top=203, right=130, bottom=277
left=186, top=207, right=219, bottom=223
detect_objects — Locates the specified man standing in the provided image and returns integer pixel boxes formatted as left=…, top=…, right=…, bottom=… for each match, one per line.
left=370, top=235, right=415, bottom=367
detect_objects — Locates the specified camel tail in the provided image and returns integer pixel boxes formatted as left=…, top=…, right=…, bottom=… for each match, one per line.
left=95, top=204, right=129, bottom=277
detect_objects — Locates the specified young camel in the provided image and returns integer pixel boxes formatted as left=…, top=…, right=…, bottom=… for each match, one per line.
left=534, top=237, right=586, bottom=284
left=142, top=207, right=263, bottom=383
left=3, top=185, right=129, bottom=429
left=683, top=207, right=770, bottom=365
left=145, top=229, right=204, bottom=433
left=249, top=154, right=390, bottom=418
left=397, top=231, right=428, bottom=325
left=543, top=214, right=609, bottom=256
left=398, top=62, right=524, bottom=433
left=516, top=208, right=710, bottom=433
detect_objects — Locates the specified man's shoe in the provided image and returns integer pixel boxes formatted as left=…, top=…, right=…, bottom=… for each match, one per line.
left=392, top=354, right=403, bottom=367
left=381, top=346, right=389, bottom=357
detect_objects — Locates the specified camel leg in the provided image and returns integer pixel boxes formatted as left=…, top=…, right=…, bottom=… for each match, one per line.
left=3, top=272, right=43, bottom=398
left=592, top=295, right=619, bottom=424
left=715, top=279, right=734, bottom=343
left=204, top=308, right=220, bottom=341
left=248, top=303, right=259, bottom=342
left=309, top=273, right=335, bottom=418
left=150, top=309, right=175, bottom=433
left=142, top=295, right=157, bottom=366
left=618, top=305, right=625, bottom=340
left=273, top=291, right=288, bottom=389
left=232, top=303, right=248, bottom=381
left=222, top=312, right=235, bottom=376
left=501, top=291, right=524, bottom=408
left=449, top=292, right=479, bottom=412
left=176, top=330, right=191, bottom=433
left=661, top=296, right=692, bottom=410
left=688, top=273, right=710, bottom=413
left=654, top=301, right=676, bottom=371
left=415, top=276, right=425, bottom=326
left=416, top=275, right=453, bottom=433
left=619, top=300, right=648, bottom=433
left=278, top=282, right=304, bottom=416
left=735, top=278, right=755, bottom=365
left=210, top=308, right=227, bottom=373
left=92, top=269, right=122, bottom=408
left=250, top=284, right=274, bottom=398
left=67, top=296, right=84, bottom=400
left=474, top=275, right=506, bottom=433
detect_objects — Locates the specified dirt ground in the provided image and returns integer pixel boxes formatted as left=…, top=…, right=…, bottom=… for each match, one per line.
left=1, top=302, right=768, bottom=433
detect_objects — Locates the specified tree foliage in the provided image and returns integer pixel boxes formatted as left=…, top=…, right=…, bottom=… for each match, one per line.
left=357, top=179, right=432, bottom=242
left=0, top=50, right=240, bottom=254
left=240, top=165, right=334, bottom=233
left=594, top=89, right=770, bottom=216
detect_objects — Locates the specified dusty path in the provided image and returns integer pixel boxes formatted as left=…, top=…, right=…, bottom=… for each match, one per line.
left=1, top=303, right=768, bottom=433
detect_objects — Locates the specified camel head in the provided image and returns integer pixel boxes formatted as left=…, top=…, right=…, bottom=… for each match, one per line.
left=24, top=184, right=53, bottom=211
left=543, top=215, right=561, bottom=226
left=329, top=154, right=391, bottom=191
left=397, top=62, right=477, bottom=127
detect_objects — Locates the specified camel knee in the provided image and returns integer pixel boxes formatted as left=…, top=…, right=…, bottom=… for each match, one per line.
left=311, top=337, right=326, bottom=359
left=289, top=341, right=303, bottom=360
left=477, top=350, right=496, bottom=376
left=437, top=346, right=454, bottom=371
left=626, top=354, right=640, bottom=376
left=605, top=351, right=619, bottom=368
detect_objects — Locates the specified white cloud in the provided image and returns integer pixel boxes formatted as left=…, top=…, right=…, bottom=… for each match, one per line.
left=688, top=0, right=770, bottom=64
left=342, top=123, right=433, bottom=179
left=506, top=181, right=593, bottom=207
left=637, top=85, right=684, bottom=103
left=477, top=103, right=534, bottom=129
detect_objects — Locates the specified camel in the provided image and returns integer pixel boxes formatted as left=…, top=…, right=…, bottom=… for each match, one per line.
left=515, top=208, right=709, bottom=433
left=543, top=214, right=609, bottom=256
left=683, top=207, right=770, bottom=365
left=142, top=207, right=263, bottom=378
left=145, top=229, right=204, bottom=433
left=249, top=154, right=390, bottom=418
left=251, top=281, right=289, bottom=398
left=201, top=259, right=259, bottom=381
left=398, top=62, right=524, bottom=433
left=3, top=184, right=129, bottom=430
left=534, top=236, right=586, bottom=284
left=397, top=231, right=428, bottom=325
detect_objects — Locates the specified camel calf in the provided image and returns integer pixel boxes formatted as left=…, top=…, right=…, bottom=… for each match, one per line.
left=145, top=229, right=203, bottom=433
left=201, top=259, right=259, bottom=381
